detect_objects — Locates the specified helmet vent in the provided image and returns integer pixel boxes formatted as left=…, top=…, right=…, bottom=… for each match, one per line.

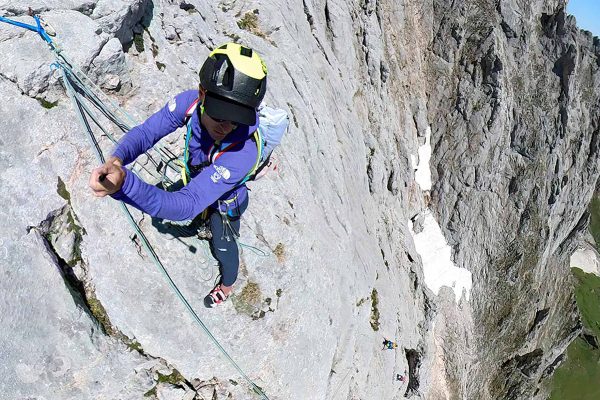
left=240, top=46, right=253, bottom=57
left=213, top=58, right=233, bottom=90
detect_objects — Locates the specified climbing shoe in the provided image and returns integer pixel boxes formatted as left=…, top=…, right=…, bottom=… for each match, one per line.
left=204, top=284, right=229, bottom=308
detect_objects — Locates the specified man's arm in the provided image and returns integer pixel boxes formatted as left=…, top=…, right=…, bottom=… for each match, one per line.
left=111, top=143, right=257, bottom=221
left=112, top=90, right=197, bottom=165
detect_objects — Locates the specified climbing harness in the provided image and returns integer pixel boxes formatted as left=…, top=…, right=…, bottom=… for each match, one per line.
left=0, top=14, right=271, bottom=400
left=218, top=200, right=240, bottom=242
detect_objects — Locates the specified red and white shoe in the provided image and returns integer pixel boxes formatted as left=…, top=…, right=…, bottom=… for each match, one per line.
left=204, top=284, right=229, bottom=308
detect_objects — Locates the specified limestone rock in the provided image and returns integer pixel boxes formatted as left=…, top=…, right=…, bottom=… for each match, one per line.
left=0, top=1, right=598, bottom=399
left=90, top=37, right=131, bottom=91
left=92, top=0, right=151, bottom=44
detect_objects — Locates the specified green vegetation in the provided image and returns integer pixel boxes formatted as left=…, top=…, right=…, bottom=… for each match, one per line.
left=549, top=269, right=600, bottom=399
left=143, top=369, right=186, bottom=398
left=88, top=296, right=117, bottom=336
left=133, top=33, right=144, bottom=53
left=239, top=281, right=261, bottom=304
left=89, top=296, right=147, bottom=357
left=39, top=98, right=58, bottom=109
left=55, top=177, right=87, bottom=266
left=550, top=188, right=600, bottom=400
left=573, top=268, right=600, bottom=335
left=237, top=11, right=260, bottom=32
left=232, top=281, right=262, bottom=316
left=550, top=338, right=600, bottom=400
left=273, top=243, right=285, bottom=263
left=126, top=340, right=144, bottom=353
left=145, top=28, right=159, bottom=57
left=588, top=197, right=600, bottom=245
left=143, top=385, right=157, bottom=398
left=549, top=194, right=600, bottom=398
left=370, top=288, right=380, bottom=331
left=356, top=297, right=368, bottom=307
left=237, top=10, right=269, bottom=41
left=56, top=177, right=71, bottom=201
left=157, top=369, right=186, bottom=385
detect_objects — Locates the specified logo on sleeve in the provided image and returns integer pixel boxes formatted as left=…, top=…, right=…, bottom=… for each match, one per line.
left=168, top=97, right=177, bottom=112
left=210, top=165, right=231, bottom=183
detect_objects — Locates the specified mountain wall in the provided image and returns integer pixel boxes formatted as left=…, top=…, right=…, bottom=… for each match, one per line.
left=0, top=0, right=598, bottom=399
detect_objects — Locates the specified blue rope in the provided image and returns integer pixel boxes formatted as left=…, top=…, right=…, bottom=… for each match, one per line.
left=0, top=15, right=55, bottom=48
left=239, top=241, right=271, bottom=257
left=184, top=122, right=193, bottom=177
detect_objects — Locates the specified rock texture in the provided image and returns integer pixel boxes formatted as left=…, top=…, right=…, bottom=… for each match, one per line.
left=428, top=1, right=600, bottom=398
left=0, top=0, right=598, bottom=399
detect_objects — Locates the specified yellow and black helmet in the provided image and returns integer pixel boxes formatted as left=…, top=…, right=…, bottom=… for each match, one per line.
left=199, top=42, right=267, bottom=126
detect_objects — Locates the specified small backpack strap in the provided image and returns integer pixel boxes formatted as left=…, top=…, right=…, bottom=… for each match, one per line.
left=209, top=141, right=244, bottom=164
left=184, top=98, right=201, bottom=123
left=182, top=98, right=202, bottom=185
left=236, top=129, right=263, bottom=186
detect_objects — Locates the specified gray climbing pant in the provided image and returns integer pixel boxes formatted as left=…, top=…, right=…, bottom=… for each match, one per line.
left=208, top=195, right=248, bottom=287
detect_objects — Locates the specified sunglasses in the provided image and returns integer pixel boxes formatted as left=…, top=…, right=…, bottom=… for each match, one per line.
left=208, top=114, right=236, bottom=125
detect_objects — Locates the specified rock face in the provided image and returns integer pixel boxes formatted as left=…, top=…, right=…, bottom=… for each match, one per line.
left=428, top=1, right=600, bottom=398
left=0, top=1, right=598, bottom=400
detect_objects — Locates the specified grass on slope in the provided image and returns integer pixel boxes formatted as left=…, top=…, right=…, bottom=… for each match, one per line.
left=550, top=337, right=600, bottom=400
left=588, top=197, right=600, bottom=246
left=549, top=268, right=600, bottom=400
left=572, top=267, right=600, bottom=336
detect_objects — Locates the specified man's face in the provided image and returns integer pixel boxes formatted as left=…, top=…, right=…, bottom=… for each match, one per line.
left=199, top=87, right=238, bottom=141
left=202, top=112, right=238, bottom=142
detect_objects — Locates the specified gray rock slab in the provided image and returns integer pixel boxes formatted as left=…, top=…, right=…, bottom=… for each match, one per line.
left=0, top=231, right=154, bottom=399
left=0, top=76, right=155, bottom=400
left=92, top=0, right=150, bottom=44
left=1, top=1, right=598, bottom=399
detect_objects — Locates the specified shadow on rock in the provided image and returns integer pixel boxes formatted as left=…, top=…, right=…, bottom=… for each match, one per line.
left=150, top=180, right=211, bottom=248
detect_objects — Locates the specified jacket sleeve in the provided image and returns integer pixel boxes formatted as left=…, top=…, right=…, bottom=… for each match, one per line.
left=112, top=91, right=196, bottom=165
left=111, top=142, right=257, bottom=221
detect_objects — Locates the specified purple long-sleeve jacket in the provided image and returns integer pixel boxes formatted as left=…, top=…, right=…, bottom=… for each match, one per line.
left=110, top=90, right=258, bottom=221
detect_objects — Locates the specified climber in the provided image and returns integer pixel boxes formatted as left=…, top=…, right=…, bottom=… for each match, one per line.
left=89, top=42, right=268, bottom=308
left=382, top=338, right=398, bottom=350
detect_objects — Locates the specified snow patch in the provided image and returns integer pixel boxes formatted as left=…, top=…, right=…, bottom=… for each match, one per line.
left=411, top=127, right=432, bottom=191
left=570, top=247, right=600, bottom=276
left=410, top=211, right=473, bottom=302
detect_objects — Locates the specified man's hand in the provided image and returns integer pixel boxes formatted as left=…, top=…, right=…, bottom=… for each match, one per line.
left=89, top=156, right=125, bottom=197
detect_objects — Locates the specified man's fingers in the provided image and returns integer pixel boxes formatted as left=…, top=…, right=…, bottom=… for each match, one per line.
left=89, top=184, right=108, bottom=196
left=89, top=168, right=103, bottom=186
left=91, top=166, right=108, bottom=179
left=89, top=161, right=125, bottom=197
left=106, top=156, right=123, bottom=167
left=89, top=166, right=112, bottom=194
